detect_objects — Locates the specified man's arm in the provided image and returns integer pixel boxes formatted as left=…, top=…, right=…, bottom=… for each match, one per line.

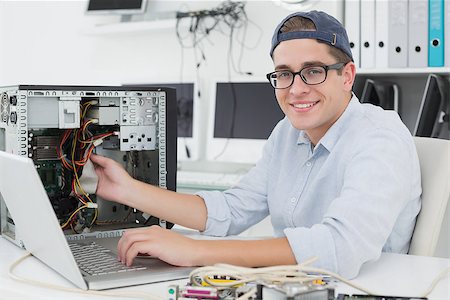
left=90, top=154, right=207, bottom=231
left=195, top=237, right=297, bottom=267
left=117, top=225, right=297, bottom=267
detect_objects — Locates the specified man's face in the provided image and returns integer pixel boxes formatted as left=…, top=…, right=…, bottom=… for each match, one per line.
left=272, top=38, right=355, bottom=144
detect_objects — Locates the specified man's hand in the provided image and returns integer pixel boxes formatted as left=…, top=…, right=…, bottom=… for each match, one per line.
left=90, top=154, right=134, bottom=204
left=117, top=226, right=200, bottom=267
left=90, top=154, right=208, bottom=231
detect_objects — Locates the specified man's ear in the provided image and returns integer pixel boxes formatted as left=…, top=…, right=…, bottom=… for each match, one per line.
left=342, top=62, right=356, bottom=92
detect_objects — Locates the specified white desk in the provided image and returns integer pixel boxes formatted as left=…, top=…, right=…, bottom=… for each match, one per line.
left=0, top=236, right=449, bottom=300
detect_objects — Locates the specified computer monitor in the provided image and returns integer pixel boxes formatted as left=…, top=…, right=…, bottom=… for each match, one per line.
left=86, top=0, right=147, bottom=15
left=414, top=74, right=449, bottom=138
left=207, top=79, right=284, bottom=164
left=124, top=82, right=199, bottom=161
left=361, top=79, right=399, bottom=112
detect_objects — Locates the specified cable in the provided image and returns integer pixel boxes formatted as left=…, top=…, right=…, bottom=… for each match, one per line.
left=188, top=258, right=376, bottom=295
left=213, top=81, right=238, bottom=160
left=57, top=100, right=117, bottom=232
left=8, top=252, right=164, bottom=300
left=420, top=265, right=450, bottom=297
left=9, top=252, right=450, bottom=299
left=175, top=1, right=256, bottom=76
left=175, top=1, right=260, bottom=161
left=188, top=257, right=449, bottom=297
left=237, top=286, right=257, bottom=300
left=60, top=204, right=87, bottom=229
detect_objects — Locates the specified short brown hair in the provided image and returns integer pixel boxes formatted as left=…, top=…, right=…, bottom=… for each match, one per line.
left=280, top=16, right=352, bottom=74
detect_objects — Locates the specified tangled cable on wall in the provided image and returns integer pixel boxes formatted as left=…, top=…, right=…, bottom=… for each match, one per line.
left=175, top=1, right=260, bottom=76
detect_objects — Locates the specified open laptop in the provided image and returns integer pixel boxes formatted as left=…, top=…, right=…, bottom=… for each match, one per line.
left=0, top=151, right=192, bottom=290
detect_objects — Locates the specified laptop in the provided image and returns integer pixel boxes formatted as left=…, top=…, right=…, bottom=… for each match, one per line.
left=0, top=151, right=193, bottom=290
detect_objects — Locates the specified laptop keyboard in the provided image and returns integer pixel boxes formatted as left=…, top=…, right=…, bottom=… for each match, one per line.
left=69, top=241, right=147, bottom=276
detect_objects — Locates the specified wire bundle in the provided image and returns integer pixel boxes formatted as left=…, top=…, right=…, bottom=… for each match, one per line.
left=188, top=257, right=375, bottom=299
left=56, top=100, right=114, bottom=231
left=176, top=1, right=247, bottom=49
left=175, top=0, right=261, bottom=76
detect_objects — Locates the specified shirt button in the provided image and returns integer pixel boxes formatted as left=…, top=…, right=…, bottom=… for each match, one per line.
left=306, top=161, right=312, bottom=167
left=290, top=197, right=296, bottom=203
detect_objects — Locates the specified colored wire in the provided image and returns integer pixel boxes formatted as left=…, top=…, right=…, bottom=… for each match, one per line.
left=60, top=205, right=87, bottom=229
left=189, top=257, right=376, bottom=295
left=58, top=101, right=111, bottom=230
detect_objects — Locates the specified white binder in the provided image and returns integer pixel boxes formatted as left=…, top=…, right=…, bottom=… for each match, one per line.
left=375, top=0, right=389, bottom=68
left=360, top=0, right=375, bottom=68
left=408, top=0, right=429, bottom=67
left=388, top=0, right=408, bottom=68
left=344, top=0, right=361, bottom=68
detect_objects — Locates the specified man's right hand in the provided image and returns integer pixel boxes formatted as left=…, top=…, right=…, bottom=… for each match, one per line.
left=90, top=154, right=208, bottom=231
left=90, top=154, right=134, bottom=204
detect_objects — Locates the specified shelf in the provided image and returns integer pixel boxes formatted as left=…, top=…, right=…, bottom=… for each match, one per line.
left=357, top=67, right=450, bottom=75
left=83, top=19, right=178, bottom=36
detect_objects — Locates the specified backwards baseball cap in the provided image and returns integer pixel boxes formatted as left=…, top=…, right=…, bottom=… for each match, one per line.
left=270, top=10, right=353, bottom=61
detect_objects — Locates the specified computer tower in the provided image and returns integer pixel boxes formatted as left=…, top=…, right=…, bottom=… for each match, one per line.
left=0, top=85, right=177, bottom=247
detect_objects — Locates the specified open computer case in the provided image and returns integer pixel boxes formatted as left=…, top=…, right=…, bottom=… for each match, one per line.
left=0, top=85, right=177, bottom=247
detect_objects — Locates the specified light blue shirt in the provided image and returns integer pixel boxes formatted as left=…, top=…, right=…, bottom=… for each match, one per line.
left=197, top=95, right=421, bottom=278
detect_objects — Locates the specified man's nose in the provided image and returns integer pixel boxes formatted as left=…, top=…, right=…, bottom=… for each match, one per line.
left=290, top=73, right=311, bottom=94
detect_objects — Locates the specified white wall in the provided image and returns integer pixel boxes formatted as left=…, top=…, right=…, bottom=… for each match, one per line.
left=0, top=0, right=343, bottom=160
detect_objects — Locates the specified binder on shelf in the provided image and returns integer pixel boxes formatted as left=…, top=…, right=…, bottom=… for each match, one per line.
left=388, top=0, right=408, bottom=68
left=408, top=0, right=429, bottom=68
left=428, top=0, right=445, bottom=67
left=445, top=0, right=450, bottom=67
left=360, top=0, right=375, bottom=69
left=360, top=0, right=375, bottom=68
left=344, top=0, right=361, bottom=68
left=375, top=0, right=389, bottom=68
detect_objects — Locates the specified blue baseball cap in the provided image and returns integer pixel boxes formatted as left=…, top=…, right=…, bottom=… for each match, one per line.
left=270, top=10, right=354, bottom=61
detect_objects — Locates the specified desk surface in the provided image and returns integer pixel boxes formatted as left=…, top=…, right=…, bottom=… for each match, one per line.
left=0, top=236, right=448, bottom=300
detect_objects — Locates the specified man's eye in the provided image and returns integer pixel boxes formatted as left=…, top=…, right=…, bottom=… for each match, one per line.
left=277, top=71, right=291, bottom=78
left=306, top=68, right=324, bottom=76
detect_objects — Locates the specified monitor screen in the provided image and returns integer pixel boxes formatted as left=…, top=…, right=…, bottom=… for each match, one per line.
left=361, top=79, right=381, bottom=106
left=87, top=0, right=147, bottom=14
left=123, top=82, right=198, bottom=161
left=361, top=79, right=398, bottom=111
left=414, top=74, right=449, bottom=138
left=207, top=80, right=284, bottom=164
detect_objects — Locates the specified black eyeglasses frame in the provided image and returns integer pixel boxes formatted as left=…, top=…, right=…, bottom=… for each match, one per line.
left=266, top=62, right=346, bottom=89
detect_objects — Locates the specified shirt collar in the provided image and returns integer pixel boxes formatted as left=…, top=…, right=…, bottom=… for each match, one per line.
left=297, top=131, right=310, bottom=145
left=296, top=94, right=362, bottom=152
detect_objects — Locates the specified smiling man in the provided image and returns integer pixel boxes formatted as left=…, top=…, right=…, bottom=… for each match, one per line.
left=91, top=10, right=422, bottom=279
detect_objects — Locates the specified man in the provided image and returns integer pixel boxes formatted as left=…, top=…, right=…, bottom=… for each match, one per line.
left=90, top=10, right=421, bottom=278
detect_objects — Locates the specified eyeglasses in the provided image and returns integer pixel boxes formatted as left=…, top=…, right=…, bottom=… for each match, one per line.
left=266, top=62, right=346, bottom=89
